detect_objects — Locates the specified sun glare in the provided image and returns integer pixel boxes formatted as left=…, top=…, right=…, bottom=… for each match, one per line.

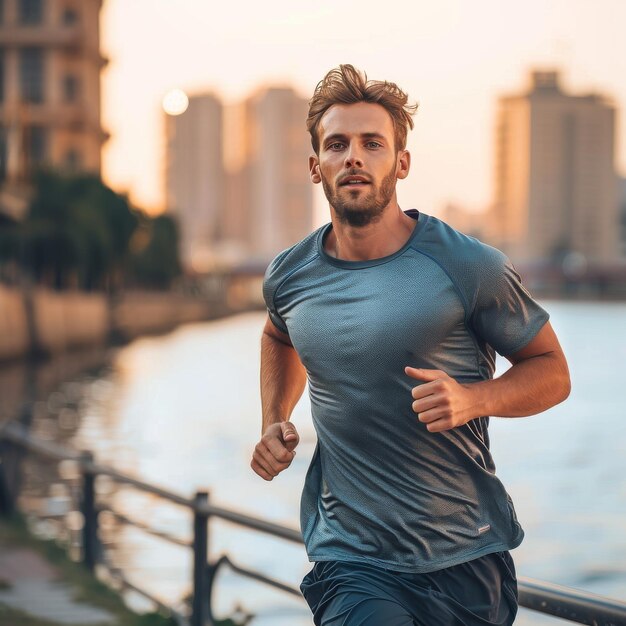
left=162, top=88, right=189, bottom=116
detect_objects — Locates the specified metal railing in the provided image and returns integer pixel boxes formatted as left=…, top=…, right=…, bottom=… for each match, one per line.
left=1, top=421, right=626, bottom=626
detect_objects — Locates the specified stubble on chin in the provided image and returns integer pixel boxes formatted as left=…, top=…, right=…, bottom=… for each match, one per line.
left=322, top=169, right=396, bottom=228
left=333, top=194, right=385, bottom=227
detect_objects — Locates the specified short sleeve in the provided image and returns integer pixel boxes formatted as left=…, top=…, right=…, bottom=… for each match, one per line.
left=470, top=249, right=549, bottom=356
left=262, top=252, right=289, bottom=334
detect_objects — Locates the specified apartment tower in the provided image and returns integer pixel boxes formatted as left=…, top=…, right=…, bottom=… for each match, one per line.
left=0, top=0, right=108, bottom=216
left=492, top=70, right=618, bottom=265
left=165, top=93, right=224, bottom=271
left=234, top=86, right=313, bottom=262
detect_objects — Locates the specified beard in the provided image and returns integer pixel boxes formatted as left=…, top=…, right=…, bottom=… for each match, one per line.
left=322, top=164, right=397, bottom=228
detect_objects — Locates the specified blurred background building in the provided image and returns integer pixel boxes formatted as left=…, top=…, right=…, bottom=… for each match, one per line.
left=165, top=93, right=224, bottom=272
left=166, top=86, right=314, bottom=270
left=237, top=87, right=313, bottom=263
left=490, top=70, right=619, bottom=268
left=0, top=0, right=108, bottom=219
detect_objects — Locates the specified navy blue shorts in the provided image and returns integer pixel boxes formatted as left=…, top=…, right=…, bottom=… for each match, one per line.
left=300, top=551, right=518, bottom=626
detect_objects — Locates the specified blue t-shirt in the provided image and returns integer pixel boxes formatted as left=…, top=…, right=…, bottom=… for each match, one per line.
left=263, top=210, right=549, bottom=573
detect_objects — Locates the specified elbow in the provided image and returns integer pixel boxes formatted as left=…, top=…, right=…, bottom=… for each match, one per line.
left=555, top=360, right=572, bottom=405
left=558, top=372, right=572, bottom=404
left=542, top=351, right=571, bottom=408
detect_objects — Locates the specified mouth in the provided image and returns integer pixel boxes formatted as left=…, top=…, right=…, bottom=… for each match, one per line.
left=339, top=176, right=371, bottom=187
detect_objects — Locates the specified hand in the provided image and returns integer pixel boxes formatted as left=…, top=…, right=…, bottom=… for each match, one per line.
left=405, top=367, right=479, bottom=433
left=250, top=422, right=299, bottom=481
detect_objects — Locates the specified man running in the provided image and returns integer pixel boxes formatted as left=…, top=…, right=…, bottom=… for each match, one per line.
left=251, top=64, right=570, bottom=626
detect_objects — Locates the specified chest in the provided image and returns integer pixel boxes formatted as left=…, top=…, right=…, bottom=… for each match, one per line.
left=279, top=255, right=467, bottom=373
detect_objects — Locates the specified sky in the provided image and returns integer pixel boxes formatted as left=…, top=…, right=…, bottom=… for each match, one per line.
left=100, top=0, right=626, bottom=224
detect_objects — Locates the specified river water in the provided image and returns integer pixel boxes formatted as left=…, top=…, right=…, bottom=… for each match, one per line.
left=14, top=301, right=626, bottom=624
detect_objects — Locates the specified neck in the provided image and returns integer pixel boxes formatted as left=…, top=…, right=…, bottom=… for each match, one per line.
left=325, top=201, right=417, bottom=261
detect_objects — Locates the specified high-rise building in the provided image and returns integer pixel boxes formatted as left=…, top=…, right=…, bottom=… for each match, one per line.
left=164, top=93, right=224, bottom=271
left=166, top=86, right=314, bottom=269
left=0, top=0, right=108, bottom=217
left=219, top=100, right=251, bottom=263
left=492, top=70, right=618, bottom=265
left=235, top=86, right=314, bottom=262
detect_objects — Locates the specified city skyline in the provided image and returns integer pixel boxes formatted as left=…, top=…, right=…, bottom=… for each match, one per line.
left=100, top=0, right=626, bottom=225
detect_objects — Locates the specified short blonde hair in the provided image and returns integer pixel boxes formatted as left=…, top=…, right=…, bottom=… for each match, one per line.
left=307, top=64, right=418, bottom=154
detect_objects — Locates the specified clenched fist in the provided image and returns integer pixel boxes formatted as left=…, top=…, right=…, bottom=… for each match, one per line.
left=405, top=367, right=479, bottom=433
left=251, top=422, right=300, bottom=481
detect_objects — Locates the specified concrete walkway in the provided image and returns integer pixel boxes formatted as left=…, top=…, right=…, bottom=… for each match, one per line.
left=0, top=545, right=115, bottom=624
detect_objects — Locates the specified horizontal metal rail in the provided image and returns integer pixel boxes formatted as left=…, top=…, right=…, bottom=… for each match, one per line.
left=209, top=554, right=302, bottom=598
left=205, top=555, right=302, bottom=626
left=105, top=509, right=191, bottom=549
left=3, top=420, right=626, bottom=625
left=91, top=463, right=195, bottom=508
left=2, top=422, right=82, bottom=462
left=206, top=503, right=303, bottom=544
left=518, top=576, right=626, bottom=625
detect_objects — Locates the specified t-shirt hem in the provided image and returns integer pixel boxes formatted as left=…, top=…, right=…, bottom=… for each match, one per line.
left=306, top=536, right=524, bottom=574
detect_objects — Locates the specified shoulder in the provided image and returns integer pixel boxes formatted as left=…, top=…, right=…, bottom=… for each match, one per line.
left=413, top=214, right=512, bottom=311
left=263, top=225, right=324, bottom=301
left=418, top=214, right=499, bottom=259
left=415, top=214, right=507, bottom=275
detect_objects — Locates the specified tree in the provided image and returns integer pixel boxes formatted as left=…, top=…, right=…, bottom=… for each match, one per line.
left=1, top=170, right=181, bottom=290
left=128, top=214, right=182, bottom=289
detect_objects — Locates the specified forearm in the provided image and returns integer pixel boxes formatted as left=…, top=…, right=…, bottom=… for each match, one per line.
left=260, top=331, right=307, bottom=433
left=467, top=352, right=571, bottom=419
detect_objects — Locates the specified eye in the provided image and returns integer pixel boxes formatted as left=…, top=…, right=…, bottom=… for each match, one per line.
left=366, top=141, right=382, bottom=149
left=328, top=142, right=344, bottom=151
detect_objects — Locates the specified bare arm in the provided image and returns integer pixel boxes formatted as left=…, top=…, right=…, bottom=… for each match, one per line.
left=251, top=316, right=307, bottom=480
left=407, top=321, right=571, bottom=432
left=260, top=316, right=307, bottom=433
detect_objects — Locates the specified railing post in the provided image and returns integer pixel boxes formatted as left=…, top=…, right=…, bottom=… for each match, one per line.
left=191, top=490, right=210, bottom=626
left=80, top=451, right=99, bottom=572
left=0, top=441, right=15, bottom=516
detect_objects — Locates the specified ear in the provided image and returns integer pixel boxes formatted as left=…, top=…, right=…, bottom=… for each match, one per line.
left=396, top=150, right=411, bottom=180
left=309, top=154, right=322, bottom=184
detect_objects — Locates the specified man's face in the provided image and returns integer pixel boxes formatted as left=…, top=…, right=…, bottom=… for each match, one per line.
left=310, top=102, right=409, bottom=227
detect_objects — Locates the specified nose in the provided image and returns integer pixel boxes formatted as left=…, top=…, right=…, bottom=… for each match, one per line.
left=344, top=144, right=364, bottom=169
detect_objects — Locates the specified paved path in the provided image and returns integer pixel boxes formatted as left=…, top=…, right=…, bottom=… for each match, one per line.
left=0, top=546, right=115, bottom=624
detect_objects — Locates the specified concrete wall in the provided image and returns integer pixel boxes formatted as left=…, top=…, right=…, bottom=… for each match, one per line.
left=112, top=292, right=211, bottom=340
left=33, top=289, right=109, bottom=353
left=0, top=286, right=221, bottom=362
